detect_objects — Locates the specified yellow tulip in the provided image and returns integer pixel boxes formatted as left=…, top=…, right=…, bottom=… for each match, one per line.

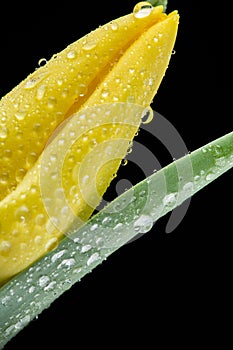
left=0, top=3, right=179, bottom=285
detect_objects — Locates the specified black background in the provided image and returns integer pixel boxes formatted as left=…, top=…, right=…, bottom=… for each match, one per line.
left=1, top=1, right=232, bottom=348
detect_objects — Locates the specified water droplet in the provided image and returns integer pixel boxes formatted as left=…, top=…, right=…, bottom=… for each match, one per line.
left=44, top=281, right=56, bottom=291
left=28, top=286, right=35, bottom=293
left=15, top=205, right=31, bottom=223
left=129, top=68, right=135, bottom=74
left=0, top=240, right=11, bottom=254
left=163, top=193, right=177, bottom=206
left=34, top=236, right=42, bottom=245
left=113, top=223, right=123, bottom=231
left=15, top=315, right=30, bottom=330
left=81, top=244, right=92, bottom=253
left=38, top=275, right=50, bottom=288
left=67, top=50, right=77, bottom=59
left=172, top=50, right=176, bottom=55
left=153, top=36, right=159, bottom=43
left=0, top=126, right=8, bottom=139
left=38, top=58, right=47, bottom=67
left=101, top=89, right=109, bottom=98
left=122, top=159, right=128, bottom=166
left=141, top=106, right=154, bottom=124
left=77, top=83, right=88, bottom=97
left=111, top=22, right=119, bottom=31
left=82, top=41, right=97, bottom=51
left=58, top=258, right=75, bottom=269
left=26, top=152, right=37, bottom=167
left=183, top=182, right=194, bottom=192
left=87, top=252, right=100, bottom=266
left=90, top=223, right=98, bottom=231
left=0, top=172, right=9, bottom=184
left=215, top=157, right=227, bottom=167
left=45, top=237, right=58, bottom=252
left=194, top=175, right=200, bottom=182
left=24, top=78, right=39, bottom=89
left=51, top=249, right=67, bottom=263
left=206, top=172, right=215, bottom=181
left=47, top=96, right=57, bottom=109
left=148, top=78, right=154, bottom=86
left=133, top=214, right=153, bottom=233
left=133, top=2, right=153, bottom=19
left=3, top=149, right=12, bottom=159
left=36, top=84, right=46, bottom=100
left=15, top=168, right=26, bottom=182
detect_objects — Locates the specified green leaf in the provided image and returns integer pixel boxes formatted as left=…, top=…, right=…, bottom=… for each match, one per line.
left=147, top=0, right=168, bottom=11
left=0, top=130, right=232, bottom=348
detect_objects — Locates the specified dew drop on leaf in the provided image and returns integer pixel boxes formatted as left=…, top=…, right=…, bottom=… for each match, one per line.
left=133, top=214, right=153, bottom=233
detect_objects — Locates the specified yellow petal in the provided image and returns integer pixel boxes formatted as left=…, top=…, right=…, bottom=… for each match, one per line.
left=0, top=9, right=179, bottom=284
left=0, top=5, right=164, bottom=201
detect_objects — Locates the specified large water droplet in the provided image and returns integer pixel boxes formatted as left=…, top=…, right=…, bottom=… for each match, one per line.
left=38, top=58, right=47, bottom=67
left=45, top=237, right=58, bottom=252
left=141, top=106, right=154, bottom=124
left=133, top=2, right=153, bottom=18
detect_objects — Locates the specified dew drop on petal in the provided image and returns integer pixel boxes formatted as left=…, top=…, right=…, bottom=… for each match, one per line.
left=15, top=205, right=31, bottom=223
left=36, top=84, right=46, bottom=100
left=45, top=237, right=59, bottom=252
left=15, top=111, right=27, bottom=121
left=141, top=106, right=154, bottom=124
left=38, top=58, right=47, bottom=67
left=111, top=22, right=119, bottom=31
left=133, top=2, right=153, bottom=19
left=82, top=41, right=97, bottom=51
